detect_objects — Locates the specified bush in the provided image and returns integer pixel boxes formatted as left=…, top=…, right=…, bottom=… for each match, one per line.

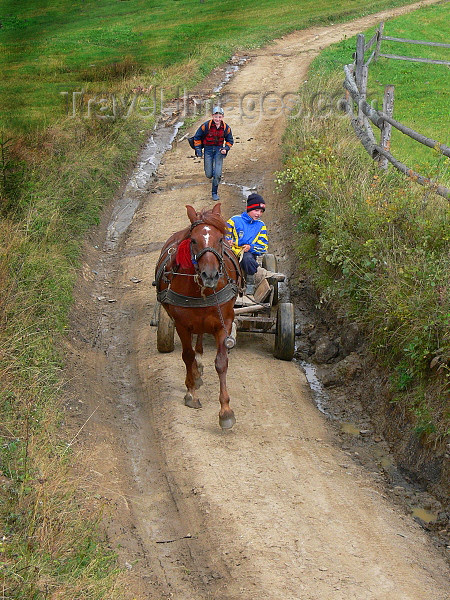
left=276, top=76, right=449, bottom=441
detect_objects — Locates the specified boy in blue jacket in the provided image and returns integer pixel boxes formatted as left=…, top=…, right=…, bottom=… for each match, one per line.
left=226, top=193, right=269, bottom=294
left=193, top=106, right=233, bottom=200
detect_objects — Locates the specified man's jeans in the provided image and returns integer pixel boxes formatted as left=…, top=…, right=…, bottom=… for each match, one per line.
left=204, top=146, right=224, bottom=194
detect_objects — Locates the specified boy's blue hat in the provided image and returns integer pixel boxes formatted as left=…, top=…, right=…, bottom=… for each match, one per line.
left=212, top=106, right=224, bottom=115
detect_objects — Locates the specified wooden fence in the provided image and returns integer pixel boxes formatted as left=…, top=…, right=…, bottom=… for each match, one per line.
left=343, top=22, right=450, bottom=199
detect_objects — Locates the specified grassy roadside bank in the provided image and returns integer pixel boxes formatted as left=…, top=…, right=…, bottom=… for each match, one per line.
left=310, top=1, right=450, bottom=180
left=277, top=3, right=449, bottom=481
left=0, top=119, right=143, bottom=599
left=0, top=1, right=438, bottom=597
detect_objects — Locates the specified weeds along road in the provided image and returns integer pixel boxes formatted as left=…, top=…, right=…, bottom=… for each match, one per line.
left=65, top=2, right=449, bottom=599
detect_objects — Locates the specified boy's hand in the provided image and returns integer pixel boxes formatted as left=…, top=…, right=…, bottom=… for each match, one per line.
left=242, top=244, right=251, bottom=252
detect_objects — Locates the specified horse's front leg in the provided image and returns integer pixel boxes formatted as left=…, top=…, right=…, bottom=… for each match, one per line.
left=214, top=326, right=236, bottom=430
left=176, top=326, right=202, bottom=409
left=194, top=334, right=204, bottom=384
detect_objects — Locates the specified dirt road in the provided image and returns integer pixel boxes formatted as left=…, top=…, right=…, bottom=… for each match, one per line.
left=66, top=3, right=449, bottom=598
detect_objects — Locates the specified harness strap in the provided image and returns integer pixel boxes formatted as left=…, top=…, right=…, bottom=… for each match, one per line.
left=157, top=282, right=239, bottom=308
left=190, top=220, right=204, bottom=231
left=223, top=245, right=244, bottom=287
left=154, top=251, right=173, bottom=287
left=194, top=245, right=223, bottom=267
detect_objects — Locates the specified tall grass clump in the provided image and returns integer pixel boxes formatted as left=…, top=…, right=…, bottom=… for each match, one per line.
left=277, top=74, right=449, bottom=443
left=0, top=114, right=147, bottom=599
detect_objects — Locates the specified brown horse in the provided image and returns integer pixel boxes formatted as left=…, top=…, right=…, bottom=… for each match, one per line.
left=154, top=203, right=243, bottom=429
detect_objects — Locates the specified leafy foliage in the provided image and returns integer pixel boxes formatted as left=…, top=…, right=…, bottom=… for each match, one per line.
left=277, top=75, right=449, bottom=442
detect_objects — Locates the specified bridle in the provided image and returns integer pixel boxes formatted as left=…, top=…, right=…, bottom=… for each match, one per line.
left=189, top=219, right=225, bottom=279
left=155, top=219, right=242, bottom=301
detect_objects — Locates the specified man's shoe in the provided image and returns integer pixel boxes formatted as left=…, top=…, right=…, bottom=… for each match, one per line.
left=245, top=274, right=255, bottom=296
left=212, top=193, right=219, bottom=201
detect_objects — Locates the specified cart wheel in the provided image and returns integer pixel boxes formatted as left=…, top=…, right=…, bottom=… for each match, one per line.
left=274, top=302, right=295, bottom=361
left=157, top=305, right=175, bottom=353
left=262, top=253, right=279, bottom=306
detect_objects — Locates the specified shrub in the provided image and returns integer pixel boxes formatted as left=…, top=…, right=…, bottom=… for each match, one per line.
left=276, top=76, right=449, bottom=442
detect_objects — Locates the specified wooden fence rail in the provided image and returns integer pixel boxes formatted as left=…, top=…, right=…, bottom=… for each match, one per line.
left=343, top=22, right=450, bottom=199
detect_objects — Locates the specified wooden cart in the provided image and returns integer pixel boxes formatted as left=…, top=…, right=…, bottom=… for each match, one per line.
left=232, top=254, right=295, bottom=361
left=155, top=254, right=295, bottom=361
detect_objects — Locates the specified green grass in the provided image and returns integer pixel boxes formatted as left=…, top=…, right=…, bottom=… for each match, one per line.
left=1, top=0, right=417, bottom=132
left=310, top=1, right=450, bottom=180
left=278, top=70, right=449, bottom=444
left=0, top=115, right=146, bottom=598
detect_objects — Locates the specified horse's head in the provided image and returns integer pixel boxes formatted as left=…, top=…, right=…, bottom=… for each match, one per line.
left=186, top=203, right=227, bottom=289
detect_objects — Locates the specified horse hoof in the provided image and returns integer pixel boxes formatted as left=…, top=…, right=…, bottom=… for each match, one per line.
left=219, top=414, right=236, bottom=430
left=185, top=393, right=202, bottom=409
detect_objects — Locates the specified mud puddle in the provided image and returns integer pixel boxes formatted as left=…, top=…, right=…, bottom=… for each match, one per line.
left=105, top=121, right=183, bottom=251
left=298, top=360, right=330, bottom=415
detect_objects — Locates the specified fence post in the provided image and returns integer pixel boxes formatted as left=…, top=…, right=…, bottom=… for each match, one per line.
left=358, top=65, right=369, bottom=126
left=374, top=22, right=384, bottom=62
left=355, top=33, right=365, bottom=89
left=344, top=64, right=354, bottom=116
left=345, top=89, right=353, bottom=116
left=379, top=84, right=394, bottom=169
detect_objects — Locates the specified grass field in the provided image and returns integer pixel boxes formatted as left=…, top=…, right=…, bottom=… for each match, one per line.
left=310, top=1, right=450, bottom=179
left=2, top=0, right=416, bottom=131
left=278, top=2, right=449, bottom=450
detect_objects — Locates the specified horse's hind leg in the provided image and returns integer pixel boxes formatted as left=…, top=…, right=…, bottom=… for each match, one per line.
left=177, top=326, right=202, bottom=409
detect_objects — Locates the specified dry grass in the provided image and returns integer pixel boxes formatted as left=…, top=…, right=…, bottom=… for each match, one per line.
left=0, top=123, right=141, bottom=597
